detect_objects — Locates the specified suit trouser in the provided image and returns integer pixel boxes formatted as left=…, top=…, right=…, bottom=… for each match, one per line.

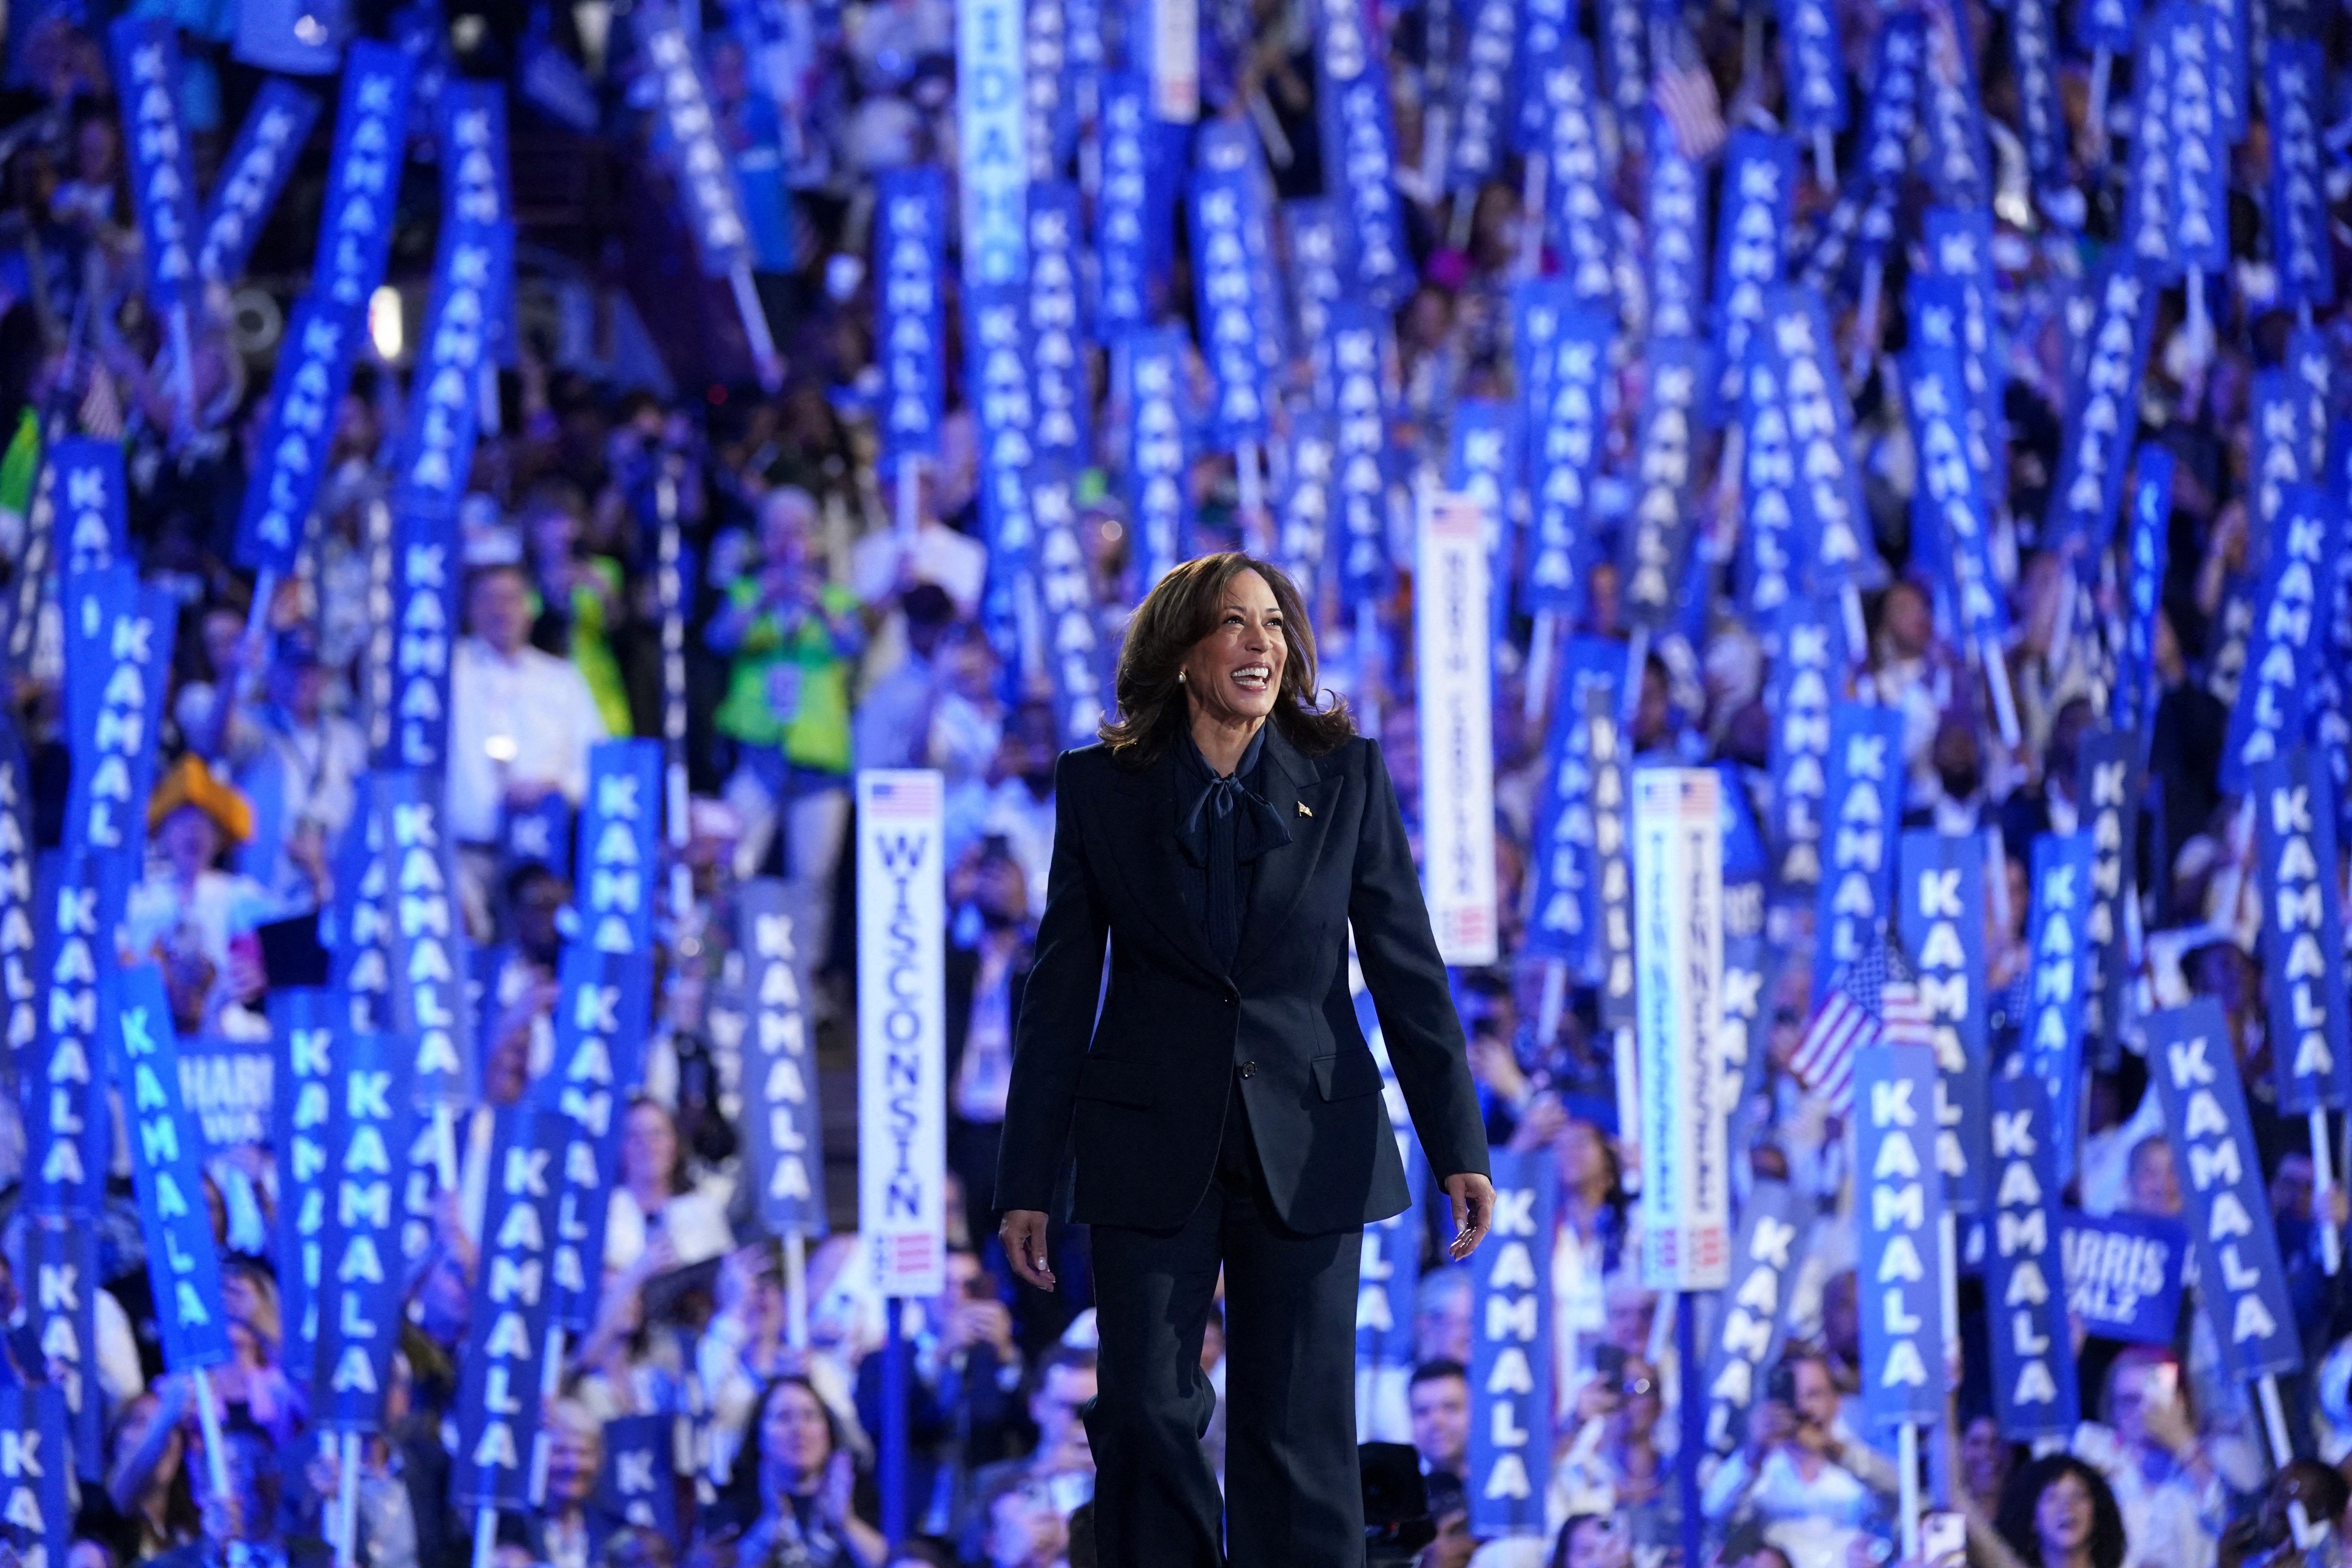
left=1086, top=1084, right=1365, bottom=1568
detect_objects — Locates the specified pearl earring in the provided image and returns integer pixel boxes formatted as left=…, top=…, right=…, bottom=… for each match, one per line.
left=1178, top=671, right=1187, bottom=683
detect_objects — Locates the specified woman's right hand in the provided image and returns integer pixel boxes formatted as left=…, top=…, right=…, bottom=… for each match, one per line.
left=999, top=1210, right=1057, bottom=1292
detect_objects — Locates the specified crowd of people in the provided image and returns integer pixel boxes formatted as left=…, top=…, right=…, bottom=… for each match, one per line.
left=0, top=0, right=2346, bottom=1567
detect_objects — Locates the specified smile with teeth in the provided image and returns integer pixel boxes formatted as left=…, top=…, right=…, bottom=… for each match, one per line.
left=1231, top=665, right=1272, bottom=691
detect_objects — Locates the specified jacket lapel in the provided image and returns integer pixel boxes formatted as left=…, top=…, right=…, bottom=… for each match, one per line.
left=1105, top=749, right=1226, bottom=984
left=1230, top=727, right=1344, bottom=984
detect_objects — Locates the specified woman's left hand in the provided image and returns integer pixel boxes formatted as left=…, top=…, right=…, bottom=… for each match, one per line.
left=1443, top=1172, right=1496, bottom=1260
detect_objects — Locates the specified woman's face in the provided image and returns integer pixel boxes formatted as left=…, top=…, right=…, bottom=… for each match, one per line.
left=1961, top=1416, right=2009, bottom=1497
left=1556, top=1118, right=1606, bottom=1194
left=158, top=807, right=221, bottom=881
left=761, top=1384, right=832, bottom=1477
left=1565, top=1516, right=1626, bottom=1568
left=1177, top=569, right=1287, bottom=729
left=622, top=1103, right=678, bottom=1196
left=2036, top=1471, right=2096, bottom=1557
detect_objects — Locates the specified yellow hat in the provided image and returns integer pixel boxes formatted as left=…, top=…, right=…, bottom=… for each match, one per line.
left=148, top=754, right=254, bottom=845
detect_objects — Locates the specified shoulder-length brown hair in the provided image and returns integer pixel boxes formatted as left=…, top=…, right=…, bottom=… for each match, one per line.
left=1099, top=553, right=1355, bottom=766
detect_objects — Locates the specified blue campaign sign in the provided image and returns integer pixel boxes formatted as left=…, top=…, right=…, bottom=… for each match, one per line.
left=374, top=773, right=474, bottom=1107
left=329, top=780, right=397, bottom=1036
left=1467, top=1146, right=1554, bottom=1538
left=1618, top=339, right=1706, bottom=632
left=1812, top=704, right=1905, bottom=1004
left=1523, top=297, right=1611, bottom=618
left=1985, top=1075, right=2081, bottom=1440
left=1588, top=683, right=1636, bottom=1022
left=1311, top=0, right=1414, bottom=309
left=1596, top=0, right=1648, bottom=129
left=1765, top=597, right=1846, bottom=895
left=1903, top=343, right=2003, bottom=651
left=2269, top=42, right=2334, bottom=309
left=50, top=440, right=127, bottom=577
left=1536, top=40, right=1611, bottom=305
left=2254, top=749, right=2352, bottom=1114
left=0, top=1385, right=72, bottom=1568
left=381, top=495, right=462, bottom=774
left=388, top=223, right=511, bottom=524
left=1515, top=0, right=1573, bottom=152
left=1447, top=400, right=1520, bottom=638
left=2061, top=1209, right=2187, bottom=1343
left=108, top=18, right=200, bottom=312
left=198, top=77, right=318, bottom=286
left=1854, top=1045, right=1947, bottom=1431
left=2122, top=25, right=2179, bottom=281
left=1739, top=342, right=1801, bottom=618
left=1447, top=0, right=1517, bottom=192
left=234, top=294, right=364, bottom=576
left=633, top=6, right=754, bottom=276
left=312, top=41, right=415, bottom=312
left=2022, top=834, right=2096, bottom=1181
left=1290, top=198, right=1347, bottom=397
left=271, top=987, right=335, bottom=1385
left=1275, top=414, right=1336, bottom=610
left=579, top=740, right=663, bottom=955
left=24, top=1218, right=98, bottom=1479
left=0, top=713, right=35, bottom=1062
left=1922, top=14, right=1991, bottom=207
left=1897, top=832, right=1989, bottom=1213
left=1761, top=288, right=1874, bottom=594
left=1094, top=73, right=1157, bottom=333
left=1190, top=143, right=1271, bottom=448
left=26, top=852, right=106, bottom=1226
left=1779, top=0, right=1849, bottom=136
left=538, top=946, right=653, bottom=1332
left=111, top=965, right=232, bottom=1370
left=1023, top=0, right=1071, bottom=183
left=1324, top=302, right=1393, bottom=600
left=453, top=1109, right=568, bottom=1509
left=2222, top=483, right=2331, bottom=795
left=1026, top=182, right=1088, bottom=470
left=967, top=282, right=1037, bottom=659
left=1712, top=132, right=1795, bottom=422
left=75, top=572, right=175, bottom=934
left=2010, top=0, right=2067, bottom=188
left=2145, top=1000, right=2302, bottom=1377
left=874, top=166, right=947, bottom=466
left=1525, top=642, right=1629, bottom=963
left=1356, top=1148, right=1420, bottom=1374
left=1921, top=211, right=2006, bottom=501
left=2164, top=3, right=2227, bottom=275
left=1699, top=1179, right=1807, bottom=1456
left=1032, top=468, right=1106, bottom=750
left=2077, top=729, right=2140, bottom=1058
left=2114, top=448, right=2174, bottom=742
left=738, top=880, right=828, bottom=1239
left=1124, top=324, right=1193, bottom=595
left=1646, top=110, right=1706, bottom=343
left=596, top=1414, right=679, bottom=1541
left=313, top=1029, right=418, bottom=1430
left=2044, top=265, right=2156, bottom=554
left=1856, top=15, right=1925, bottom=193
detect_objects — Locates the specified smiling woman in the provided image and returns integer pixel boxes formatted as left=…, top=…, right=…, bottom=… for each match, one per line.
left=994, top=550, right=1496, bottom=1568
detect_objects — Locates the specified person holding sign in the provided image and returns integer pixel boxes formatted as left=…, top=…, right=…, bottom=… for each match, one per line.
left=995, top=553, right=1495, bottom=1568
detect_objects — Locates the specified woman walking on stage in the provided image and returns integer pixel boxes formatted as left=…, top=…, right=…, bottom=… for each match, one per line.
left=995, top=553, right=1496, bottom=1568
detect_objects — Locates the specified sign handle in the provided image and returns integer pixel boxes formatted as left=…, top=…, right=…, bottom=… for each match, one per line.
left=1537, top=960, right=1569, bottom=1047
left=881, top=1297, right=910, bottom=1548
left=435, top=1102, right=460, bottom=1194
left=1676, top=1292, right=1704, bottom=1568
left=528, top=1324, right=568, bottom=1505
left=2088, top=50, right=2114, bottom=162
left=1898, top=1421, right=1922, bottom=1563
left=726, top=264, right=783, bottom=392
left=1622, top=626, right=1651, bottom=726
left=1236, top=439, right=1268, bottom=555
left=1854, top=259, right=1885, bottom=381
left=895, top=455, right=923, bottom=540
left=1354, top=600, right=1382, bottom=742
left=784, top=1229, right=810, bottom=1351
left=1813, top=128, right=1836, bottom=190
left=470, top=1504, right=498, bottom=1568
left=168, top=303, right=197, bottom=437
left=335, top=1431, right=362, bottom=1568
left=1613, top=1025, right=1641, bottom=1196
left=1525, top=611, right=1558, bottom=724
left=1982, top=635, right=2022, bottom=749
left=478, top=361, right=502, bottom=437
left=2311, top=1109, right=2341, bottom=1275
left=192, top=1365, right=232, bottom=1503
left=230, top=569, right=279, bottom=720
left=2258, top=1372, right=2297, bottom=1467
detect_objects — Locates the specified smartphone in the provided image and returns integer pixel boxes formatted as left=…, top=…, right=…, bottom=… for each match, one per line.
left=1922, top=1510, right=1967, bottom=1567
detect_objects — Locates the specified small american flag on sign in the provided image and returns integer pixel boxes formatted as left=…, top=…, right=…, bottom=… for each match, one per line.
left=1789, top=929, right=1932, bottom=1115
left=866, top=772, right=940, bottom=817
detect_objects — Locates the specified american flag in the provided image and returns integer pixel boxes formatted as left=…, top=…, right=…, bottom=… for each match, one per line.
left=1790, top=929, right=1934, bottom=1114
left=865, top=771, right=940, bottom=817
left=1651, top=22, right=1729, bottom=163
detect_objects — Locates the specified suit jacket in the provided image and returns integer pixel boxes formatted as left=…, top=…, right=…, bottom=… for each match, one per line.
left=993, top=726, right=1489, bottom=1233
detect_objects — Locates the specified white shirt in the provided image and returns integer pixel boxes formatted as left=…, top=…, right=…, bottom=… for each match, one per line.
left=447, top=638, right=611, bottom=844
